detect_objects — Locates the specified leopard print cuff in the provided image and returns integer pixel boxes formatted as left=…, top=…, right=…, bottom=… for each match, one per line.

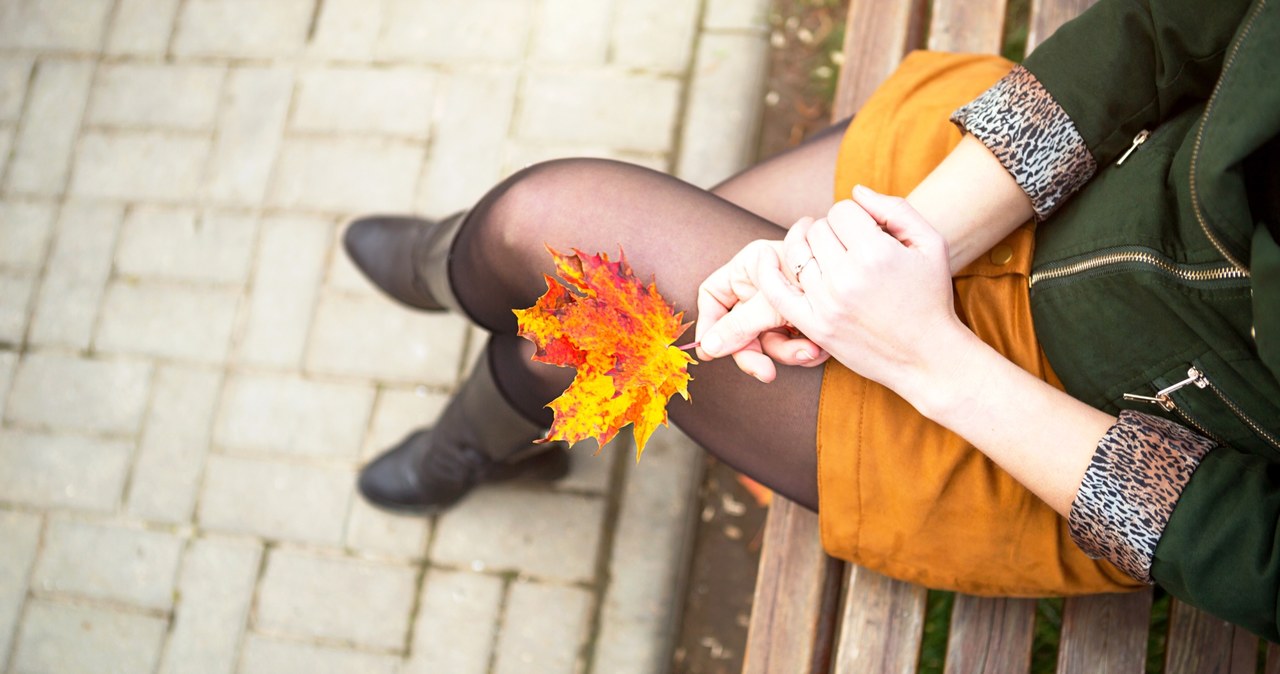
left=950, top=65, right=1096, bottom=220
left=1068, top=410, right=1216, bottom=583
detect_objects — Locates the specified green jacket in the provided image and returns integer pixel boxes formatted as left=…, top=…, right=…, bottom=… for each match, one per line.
left=964, top=0, right=1280, bottom=640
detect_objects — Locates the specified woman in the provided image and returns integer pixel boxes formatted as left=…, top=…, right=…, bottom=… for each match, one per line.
left=346, top=0, right=1280, bottom=639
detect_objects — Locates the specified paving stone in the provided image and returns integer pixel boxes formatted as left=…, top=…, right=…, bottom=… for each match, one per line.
left=126, top=366, right=222, bottom=523
left=95, top=281, right=240, bottom=363
left=503, top=143, right=670, bottom=177
left=307, top=0, right=381, bottom=61
left=198, top=454, right=353, bottom=545
left=556, top=443, right=617, bottom=495
left=518, top=69, right=681, bottom=153
left=255, top=550, right=417, bottom=651
left=403, top=569, right=503, bottom=674
left=235, top=215, right=331, bottom=368
left=0, top=127, right=13, bottom=177
left=160, top=537, right=261, bottom=674
left=493, top=581, right=592, bottom=674
left=0, top=430, right=131, bottom=511
left=173, top=0, right=314, bottom=58
left=704, top=0, right=772, bottom=30
left=26, top=202, right=122, bottom=349
left=416, top=68, right=516, bottom=214
left=70, top=131, right=210, bottom=201
left=241, top=636, right=401, bottom=674
left=11, top=600, right=167, bottom=674
left=612, top=0, right=701, bottom=73
left=87, top=64, right=225, bottom=131
left=378, top=0, right=533, bottom=63
left=204, top=67, right=293, bottom=205
left=5, top=353, right=151, bottom=435
left=592, top=427, right=702, bottom=674
left=0, top=201, right=56, bottom=271
left=0, top=350, right=15, bottom=418
left=676, top=33, right=769, bottom=188
left=531, top=0, right=612, bottom=64
left=0, top=57, right=33, bottom=122
left=5, top=59, right=94, bottom=195
left=0, top=271, right=36, bottom=344
left=359, top=387, right=450, bottom=462
left=269, top=138, right=421, bottom=214
left=105, top=0, right=182, bottom=56
left=294, top=67, right=436, bottom=138
left=116, top=207, right=257, bottom=284
left=0, top=510, right=41, bottom=665
left=0, top=0, right=113, bottom=51
left=344, top=495, right=430, bottom=559
left=32, top=518, right=184, bottom=610
left=433, top=488, right=605, bottom=583
left=215, top=372, right=374, bottom=460
left=305, top=293, right=468, bottom=385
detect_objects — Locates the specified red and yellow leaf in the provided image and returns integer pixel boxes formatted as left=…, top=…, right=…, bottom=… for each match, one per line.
left=513, top=247, right=695, bottom=459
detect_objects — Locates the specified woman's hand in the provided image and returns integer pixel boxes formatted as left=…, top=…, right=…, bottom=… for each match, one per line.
left=694, top=236, right=829, bottom=382
left=699, top=186, right=971, bottom=400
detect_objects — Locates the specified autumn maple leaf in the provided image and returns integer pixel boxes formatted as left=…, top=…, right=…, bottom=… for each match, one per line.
left=513, top=247, right=695, bottom=460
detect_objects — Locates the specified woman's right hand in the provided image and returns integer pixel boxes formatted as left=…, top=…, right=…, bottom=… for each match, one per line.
left=694, top=224, right=829, bottom=382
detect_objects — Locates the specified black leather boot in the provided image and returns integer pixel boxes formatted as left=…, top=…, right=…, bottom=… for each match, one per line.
left=342, top=212, right=467, bottom=312
left=357, top=351, right=571, bottom=513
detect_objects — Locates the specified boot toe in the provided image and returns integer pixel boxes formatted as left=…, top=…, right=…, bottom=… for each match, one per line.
left=357, top=430, right=446, bottom=512
left=342, top=216, right=443, bottom=310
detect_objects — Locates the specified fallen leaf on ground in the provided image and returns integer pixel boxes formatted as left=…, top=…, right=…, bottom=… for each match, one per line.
left=514, top=246, right=695, bottom=460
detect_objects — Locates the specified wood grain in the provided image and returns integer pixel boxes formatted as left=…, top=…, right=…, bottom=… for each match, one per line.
left=1026, top=0, right=1100, bottom=52
left=927, top=0, right=1009, bottom=53
left=831, top=565, right=928, bottom=673
left=1164, top=599, right=1259, bottom=674
left=943, top=595, right=1036, bottom=674
left=1056, top=590, right=1152, bottom=674
left=833, top=0, right=928, bottom=116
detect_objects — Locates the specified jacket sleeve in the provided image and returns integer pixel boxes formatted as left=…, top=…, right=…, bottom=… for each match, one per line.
left=1068, top=410, right=1280, bottom=641
left=950, top=0, right=1255, bottom=218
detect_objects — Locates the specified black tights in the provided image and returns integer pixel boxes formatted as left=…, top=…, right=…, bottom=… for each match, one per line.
left=451, top=120, right=851, bottom=510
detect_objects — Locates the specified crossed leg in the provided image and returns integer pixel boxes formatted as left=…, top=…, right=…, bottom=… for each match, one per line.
left=449, top=119, right=851, bottom=510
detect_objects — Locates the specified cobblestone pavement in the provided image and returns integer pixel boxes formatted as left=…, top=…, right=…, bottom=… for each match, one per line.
left=0, top=1, right=771, bottom=673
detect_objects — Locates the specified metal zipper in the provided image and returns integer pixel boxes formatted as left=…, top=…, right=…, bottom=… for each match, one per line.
left=1187, top=0, right=1266, bottom=275
left=1115, top=130, right=1150, bottom=165
left=1028, top=247, right=1248, bottom=288
left=1124, top=366, right=1280, bottom=450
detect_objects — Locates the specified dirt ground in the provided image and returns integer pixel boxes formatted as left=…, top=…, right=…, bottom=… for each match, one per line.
left=670, top=2, right=848, bottom=672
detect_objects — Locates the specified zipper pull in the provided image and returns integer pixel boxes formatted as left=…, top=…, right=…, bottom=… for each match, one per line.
left=1116, top=130, right=1151, bottom=166
left=1123, top=367, right=1206, bottom=410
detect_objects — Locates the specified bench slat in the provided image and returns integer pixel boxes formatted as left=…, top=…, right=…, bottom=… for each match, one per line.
left=943, top=596, right=1036, bottom=674
left=1266, top=642, right=1280, bottom=674
left=1026, top=0, right=1099, bottom=52
left=833, top=0, right=928, bottom=115
left=742, top=498, right=840, bottom=674
left=1056, top=590, right=1152, bottom=674
left=1164, top=600, right=1259, bottom=674
left=832, top=565, right=929, bottom=673
left=927, top=0, right=1010, bottom=53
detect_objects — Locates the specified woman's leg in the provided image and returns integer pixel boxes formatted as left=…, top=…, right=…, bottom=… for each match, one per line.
left=454, top=121, right=850, bottom=509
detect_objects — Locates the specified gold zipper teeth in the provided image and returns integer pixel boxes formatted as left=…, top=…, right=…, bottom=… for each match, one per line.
left=1188, top=0, right=1265, bottom=276
left=1200, top=377, right=1280, bottom=450
left=1029, top=250, right=1249, bottom=287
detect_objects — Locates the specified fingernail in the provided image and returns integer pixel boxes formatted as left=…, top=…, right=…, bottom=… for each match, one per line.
left=853, top=184, right=875, bottom=199
left=701, top=333, right=722, bottom=357
left=796, top=350, right=813, bottom=362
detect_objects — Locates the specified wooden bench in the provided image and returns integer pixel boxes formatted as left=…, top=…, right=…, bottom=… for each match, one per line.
left=742, top=0, right=1278, bottom=671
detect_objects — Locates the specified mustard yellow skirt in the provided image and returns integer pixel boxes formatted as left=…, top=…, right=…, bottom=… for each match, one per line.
left=818, top=51, right=1142, bottom=596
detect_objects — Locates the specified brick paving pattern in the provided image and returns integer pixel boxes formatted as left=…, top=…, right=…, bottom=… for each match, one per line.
left=0, top=0, right=770, bottom=672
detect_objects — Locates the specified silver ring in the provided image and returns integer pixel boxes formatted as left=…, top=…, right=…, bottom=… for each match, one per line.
left=793, top=256, right=817, bottom=276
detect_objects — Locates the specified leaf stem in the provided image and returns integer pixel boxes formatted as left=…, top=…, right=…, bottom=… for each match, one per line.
left=676, top=341, right=700, bottom=351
